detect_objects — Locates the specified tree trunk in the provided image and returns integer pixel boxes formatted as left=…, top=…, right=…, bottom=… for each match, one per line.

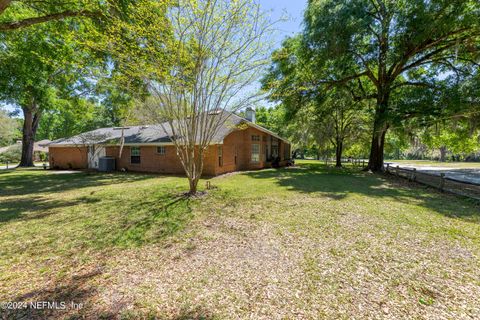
left=19, top=103, right=41, bottom=167
left=188, top=178, right=198, bottom=195
left=439, top=146, right=447, bottom=162
left=335, top=140, right=343, bottom=167
left=367, top=94, right=389, bottom=172
left=185, top=148, right=205, bottom=195
left=368, top=127, right=388, bottom=171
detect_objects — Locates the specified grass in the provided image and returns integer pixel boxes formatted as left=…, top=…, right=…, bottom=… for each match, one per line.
left=1, top=161, right=480, bottom=319
left=388, top=159, right=480, bottom=168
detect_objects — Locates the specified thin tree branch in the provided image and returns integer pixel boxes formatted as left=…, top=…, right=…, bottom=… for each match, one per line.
left=0, top=10, right=101, bottom=31
left=0, top=0, right=11, bottom=15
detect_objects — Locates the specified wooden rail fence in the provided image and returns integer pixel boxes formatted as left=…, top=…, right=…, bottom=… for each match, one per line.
left=385, top=163, right=480, bottom=201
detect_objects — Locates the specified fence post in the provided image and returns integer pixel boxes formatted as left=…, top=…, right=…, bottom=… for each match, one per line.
left=362, top=160, right=365, bottom=168
left=386, top=163, right=390, bottom=173
left=440, top=173, right=445, bottom=192
left=6, top=161, right=8, bottom=169
left=412, top=168, right=417, bottom=182
left=396, top=165, right=399, bottom=177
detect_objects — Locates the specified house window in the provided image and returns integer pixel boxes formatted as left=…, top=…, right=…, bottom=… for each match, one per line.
left=252, top=135, right=260, bottom=142
left=157, top=146, right=166, bottom=155
left=251, top=144, right=260, bottom=163
left=218, top=146, right=223, bottom=167
left=271, top=145, right=279, bottom=159
left=131, top=147, right=141, bottom=164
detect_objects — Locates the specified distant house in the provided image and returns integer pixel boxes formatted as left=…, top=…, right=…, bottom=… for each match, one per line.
left=48, top=109, right=291, bottom=176
left=0, top=139, right=50, bottom=161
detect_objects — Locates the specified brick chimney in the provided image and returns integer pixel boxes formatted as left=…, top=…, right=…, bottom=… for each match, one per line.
left=245, top=107, right=256, bottom=123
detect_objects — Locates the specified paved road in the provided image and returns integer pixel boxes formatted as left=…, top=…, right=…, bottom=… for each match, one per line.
left=0, top=164, right=47, bottom=170
left=387, top=162, right=480, bottom=185
left=0, top=165, right=17, bottom=170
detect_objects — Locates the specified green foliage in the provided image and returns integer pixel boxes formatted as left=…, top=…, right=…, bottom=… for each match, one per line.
left=36, top=98, right=108, bottom=140
left=301, top=0, right=480, bottom=169
left=0, top=0, right=138, bottom=31
left=0, top=0, right=169, bottom=151
left=0, top=143, right=21, bottom=163
left=0, top=23, right=86, bottom=108
left=255, top=105, right=287, bottom=136
left=262, top=36, right=372, bottom=160
left=83, top=0, right=174, bottom=90
left=384, top=130, right=411, bottom=160
left=0, top=107, right=20, bottom=146
left=423, top=123, right=480, bottom=157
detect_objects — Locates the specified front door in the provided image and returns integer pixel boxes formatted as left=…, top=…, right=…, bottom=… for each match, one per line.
left=88, top=145, right=106, bottom=169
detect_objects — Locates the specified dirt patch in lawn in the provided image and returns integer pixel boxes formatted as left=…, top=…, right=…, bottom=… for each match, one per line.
left=2, top=164, right=480, bottom=319
left=94, top=211, right=480, bottom=319
left=99, top=217, right=309, bottom=319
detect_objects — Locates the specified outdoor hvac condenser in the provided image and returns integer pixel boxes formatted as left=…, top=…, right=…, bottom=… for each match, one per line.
left=98, top=157, right=116, bottom=172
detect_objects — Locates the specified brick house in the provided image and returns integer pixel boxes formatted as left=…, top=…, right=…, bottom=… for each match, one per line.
left=48, top=109, right=291, bottom=176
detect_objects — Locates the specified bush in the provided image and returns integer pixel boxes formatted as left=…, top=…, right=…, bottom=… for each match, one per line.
left=0, top=144, right=21, bottom=163
left=38, top=152, right=48, bottom=162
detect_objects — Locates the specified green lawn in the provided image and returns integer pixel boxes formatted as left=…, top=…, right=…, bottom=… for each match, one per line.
left=1, top=161, right=479, bottom=319
left=388, top=159, right=480, bottom=168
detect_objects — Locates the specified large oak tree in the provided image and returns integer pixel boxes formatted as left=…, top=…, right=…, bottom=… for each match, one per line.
left=0, top=21, right=100, bottom=166
left=303, top=0, right=480, bottom=171
left=0, top=0, right=172, bottom=166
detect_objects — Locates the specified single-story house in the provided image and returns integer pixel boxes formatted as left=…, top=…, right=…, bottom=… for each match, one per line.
left=48, top=109, right=291, bottom=176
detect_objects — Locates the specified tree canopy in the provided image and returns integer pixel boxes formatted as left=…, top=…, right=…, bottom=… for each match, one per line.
left=300, top=0, right=480, bottom=170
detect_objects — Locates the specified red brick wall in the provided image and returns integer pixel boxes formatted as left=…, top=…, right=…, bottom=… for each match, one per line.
left=214, top=127, right=291, bottom=175
left=48, top=127, right=291, bottom=175
left=105, top=145, right=218, bottom=176
left=49, top=147, right=88, bottom=169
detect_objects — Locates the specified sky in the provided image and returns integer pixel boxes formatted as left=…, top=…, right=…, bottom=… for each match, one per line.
left=2, top=0, right=307, bottom=116
left=259, top=0, right=307, bottom=48
left=247, top=0, right=307, bottom=108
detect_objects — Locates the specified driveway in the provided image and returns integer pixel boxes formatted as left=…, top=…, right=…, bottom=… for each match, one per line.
left=0, top=163, right=47, bottom=170
left=0, top=164, right=17, bottom=170
left=387, top=162, right=480, bottom=185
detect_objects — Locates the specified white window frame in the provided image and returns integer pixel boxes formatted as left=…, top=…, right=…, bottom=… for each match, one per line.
left=251, top=143, right=260, bottom=163
left=130, top=146, right=141, bottom=164
left=157, top=146, right=166, bottom=155
left=218, top=145, right=223, bottom=167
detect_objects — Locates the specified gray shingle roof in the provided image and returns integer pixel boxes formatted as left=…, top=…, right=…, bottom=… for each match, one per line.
left=48, top=111, right=288, bottom=147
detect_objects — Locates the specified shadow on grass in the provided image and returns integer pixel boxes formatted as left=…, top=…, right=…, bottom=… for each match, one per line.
left=0, top=196, right=102, bottom=223
left=6, top=267, right=216, bottom=320
left=0, top=169, right=156, bottom=225
left=108, top=194, right=193, bottom=248
left=0, top=169, right=195, bottom=253
left=246, top=162, right=480, bottom=223
left=0, top=169, right=156, bottom=197
left=1, top=194, right=193, bottom=256
left=3, top=268, right=103, bottom=320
